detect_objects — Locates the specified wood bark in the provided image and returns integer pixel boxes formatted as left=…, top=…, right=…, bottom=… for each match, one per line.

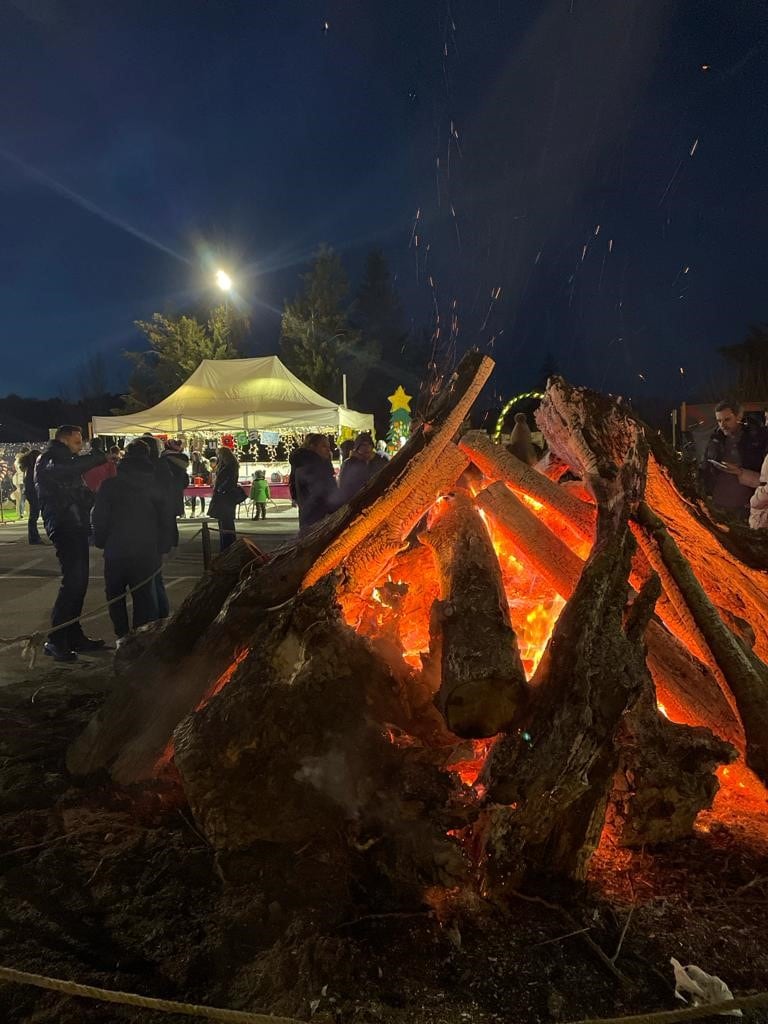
left=420, top=491, right=528, bottom=738
left=479, top=506, right=660, bottom=891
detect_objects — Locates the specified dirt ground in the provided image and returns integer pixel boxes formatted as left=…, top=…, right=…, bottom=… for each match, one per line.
left=1, top=663, right=767, bottom=1024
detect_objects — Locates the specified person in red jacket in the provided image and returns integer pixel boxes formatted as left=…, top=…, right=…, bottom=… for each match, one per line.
left=83, top=438, right=119, bottom=493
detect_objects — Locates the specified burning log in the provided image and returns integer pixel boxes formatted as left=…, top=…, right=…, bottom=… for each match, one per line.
left=479, top=506, right=660, bottom=891
left=475, top=480, right=742, bottom=749
left=635, top=501, right=768, bottom=784
left=459, top=429, right=595, bottom=546
left=340, top=442, right=469, bottom=596
left=419, top=490, right=528, bottom=738
left=645, top=455, right=768, bottom=660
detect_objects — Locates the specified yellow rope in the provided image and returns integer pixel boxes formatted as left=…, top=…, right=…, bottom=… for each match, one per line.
left=0, top=964, right=303, bottom=1023
left=564, top=990, right=768, bottom=1024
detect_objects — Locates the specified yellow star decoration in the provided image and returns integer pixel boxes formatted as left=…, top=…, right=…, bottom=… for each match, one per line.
left=388, top=385, right=412, bottom=413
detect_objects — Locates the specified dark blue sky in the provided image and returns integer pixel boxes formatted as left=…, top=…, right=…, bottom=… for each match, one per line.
left=1, top=0, right=766, bottom=406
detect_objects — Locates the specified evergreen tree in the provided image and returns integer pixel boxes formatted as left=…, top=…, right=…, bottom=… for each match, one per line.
left=719, top=323, right=768, bottom=399
left=122, top=305, right=240, bottom=410
left=280, top=246, right=362, bottom=400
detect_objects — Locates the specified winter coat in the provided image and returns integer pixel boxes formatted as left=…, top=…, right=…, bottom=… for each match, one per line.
left=289, top=448, right=338, bottom=532
left=251, top=477, right=271, bottom=503
left=83, top=458, right=118, bottom=493
left=20, top=453, right=39, bottom=509
left=702, top=420, right=767, bottom=509
left=749, top=453, right=768, bottom=530
left=208, top=463, right=241, bottom=519
left=93, top=456, right=172, bottom=562
left=158, top=449, right=190, bottom=517
left=337, top=453, right=388, bottom=504
left=34, top=440, right=107, bottom=538
left=190, top=455, right=211, bottom=484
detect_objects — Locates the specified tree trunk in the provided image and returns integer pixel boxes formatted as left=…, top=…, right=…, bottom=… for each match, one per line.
left=420, top=491, right=528, bottom=738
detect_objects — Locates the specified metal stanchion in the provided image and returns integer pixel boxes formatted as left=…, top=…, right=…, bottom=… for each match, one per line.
left=201, top=520, right=212, bottom=570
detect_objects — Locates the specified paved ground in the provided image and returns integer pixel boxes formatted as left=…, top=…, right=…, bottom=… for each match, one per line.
left=0, top=504, right=299, bottom=682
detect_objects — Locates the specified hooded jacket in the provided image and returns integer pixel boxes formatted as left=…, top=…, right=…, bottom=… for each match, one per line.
left=289, top=447, right=338, bottom=532
left=93, top=454, right=172, bottom=561
left=34, top=440, right=107, bottom=538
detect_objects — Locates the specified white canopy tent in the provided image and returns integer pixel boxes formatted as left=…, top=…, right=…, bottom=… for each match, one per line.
left=91, top=356, right=374, bottom=437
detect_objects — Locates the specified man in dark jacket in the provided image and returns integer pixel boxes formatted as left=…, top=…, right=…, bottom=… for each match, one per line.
left=34, top=425, right=108, bottom=661
left=701, top=401, right=768, bottom=517
left=93, top=441, right=170, bottom=638
left=289, top=433, right=338, bottom=534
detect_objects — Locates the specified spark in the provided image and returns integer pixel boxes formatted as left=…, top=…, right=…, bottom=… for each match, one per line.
left=608, top=239, right=613, bottom=252
left=322, top=20, right=329, bottom=32
left=683, top=265, right=690, bottom=273
left=581, top=244, right=588, bottom=261
left=701, top=64, right=710, bottom=71
left=594, top=224, right=601, bottom=236
left=535, top=250, right=542, bottom=264
left=680, top=367, right=685, bottom=375
left=689, top=138, right=699, bottom=157
left=638, top=373, right=646, bottom=381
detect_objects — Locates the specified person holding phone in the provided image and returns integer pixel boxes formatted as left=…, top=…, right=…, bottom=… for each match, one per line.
left=701, top=401, right=767, bottom=518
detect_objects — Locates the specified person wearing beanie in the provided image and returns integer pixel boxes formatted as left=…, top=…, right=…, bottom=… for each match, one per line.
left=93, top=440, right=173, bottom=638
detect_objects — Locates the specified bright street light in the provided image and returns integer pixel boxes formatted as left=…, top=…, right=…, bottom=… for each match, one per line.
left=215, top=269, right=233, bottom=292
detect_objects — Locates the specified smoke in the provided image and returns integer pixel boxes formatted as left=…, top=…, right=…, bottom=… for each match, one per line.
left=294, top=746, right=366, bottom=819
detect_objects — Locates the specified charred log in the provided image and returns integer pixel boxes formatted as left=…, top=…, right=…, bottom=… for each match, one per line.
left=479, top=508, right=659, bottom=892
left=420, top=491, right=528, bottom=738
left=609, top=686, right=737, bottom=847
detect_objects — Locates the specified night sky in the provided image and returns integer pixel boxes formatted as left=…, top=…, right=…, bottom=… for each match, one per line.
left=2, top=0, right=766, bottom=407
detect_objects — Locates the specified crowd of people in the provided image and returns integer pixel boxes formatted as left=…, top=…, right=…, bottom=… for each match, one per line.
left=288, top=432, right=387, bottom=534
left=22, top=426, right=388, bottom=660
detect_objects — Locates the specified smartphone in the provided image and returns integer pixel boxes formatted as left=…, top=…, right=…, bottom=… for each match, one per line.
left=708, top=459, right=729, bottom=470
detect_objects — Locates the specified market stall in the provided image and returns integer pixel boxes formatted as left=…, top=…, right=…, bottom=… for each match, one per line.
left=90, top=355, right=374, bottom=484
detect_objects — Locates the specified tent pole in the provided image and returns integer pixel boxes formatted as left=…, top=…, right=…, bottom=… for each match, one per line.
left=342, top=373, right=348, bottom=408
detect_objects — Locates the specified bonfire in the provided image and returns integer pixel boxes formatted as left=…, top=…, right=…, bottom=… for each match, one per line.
left=65, top=352, right=768, bottom=908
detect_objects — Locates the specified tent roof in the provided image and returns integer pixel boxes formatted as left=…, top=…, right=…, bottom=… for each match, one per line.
left=91, top=356, right=374, bottom=436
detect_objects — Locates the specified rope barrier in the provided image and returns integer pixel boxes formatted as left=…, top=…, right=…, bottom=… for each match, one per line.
left=0, top=964, right=303, bottom=1023
left=0, top=564, right=164, bottom=667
